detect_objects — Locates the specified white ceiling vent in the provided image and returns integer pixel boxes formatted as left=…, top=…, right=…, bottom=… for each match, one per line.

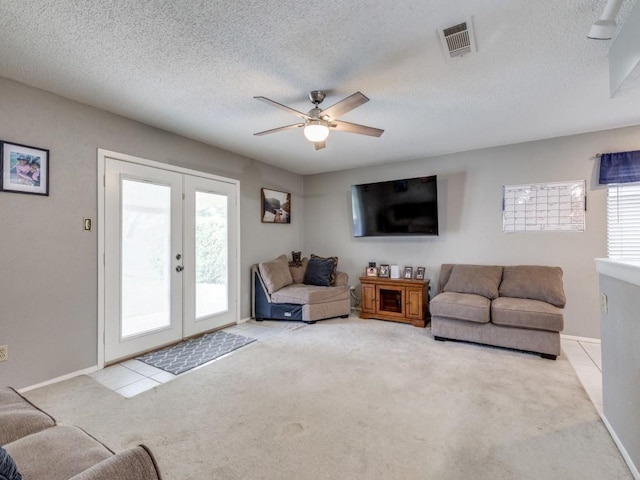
left=438, top=18, right=477, bottom=60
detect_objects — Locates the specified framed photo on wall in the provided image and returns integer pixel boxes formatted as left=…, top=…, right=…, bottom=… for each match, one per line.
left=261, top=188, right=291, bottom=223
left=0, top=141, right=49, bottom=196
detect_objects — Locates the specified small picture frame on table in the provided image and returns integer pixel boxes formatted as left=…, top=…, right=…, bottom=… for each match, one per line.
left=366, top=266, right=378, bottom=277
left=415, top=267, right=426, bottom=280
left=404, top=266, right=413, bottom=279
left=379, top=264, right=390, bottom=278
left=1, top=140, right=49, bottom=196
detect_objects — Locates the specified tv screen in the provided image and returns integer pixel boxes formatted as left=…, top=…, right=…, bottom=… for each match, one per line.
left=351, top=175, right=439, bottom=237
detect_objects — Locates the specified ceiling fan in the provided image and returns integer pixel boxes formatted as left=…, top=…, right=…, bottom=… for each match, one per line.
left=253, top=91, right=384, bottom=150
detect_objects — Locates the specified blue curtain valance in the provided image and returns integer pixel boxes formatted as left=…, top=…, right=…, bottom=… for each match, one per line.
left=599, top=150, right=640, bottom=184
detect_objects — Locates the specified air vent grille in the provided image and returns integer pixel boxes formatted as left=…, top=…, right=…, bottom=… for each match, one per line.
left=438, top=18, right=477, bottom=60
left=442, top=22, right=467, bottom=37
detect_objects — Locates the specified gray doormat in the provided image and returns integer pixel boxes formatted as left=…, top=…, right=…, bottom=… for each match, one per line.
left=137, top=330, right=256, bottom=375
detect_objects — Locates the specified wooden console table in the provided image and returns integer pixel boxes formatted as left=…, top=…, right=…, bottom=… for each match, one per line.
left=359, top=276, right=429, bottom=327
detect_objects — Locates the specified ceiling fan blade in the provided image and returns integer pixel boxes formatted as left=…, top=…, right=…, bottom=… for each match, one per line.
left=320, top=92, right=369, bottom=120
left=331, top=120, right=384, bottom=137
left=254, top=96, right=310, bottom=120
left=254, top=123, right=304, bottom=136
left=314, top=140, right=326, bottom=150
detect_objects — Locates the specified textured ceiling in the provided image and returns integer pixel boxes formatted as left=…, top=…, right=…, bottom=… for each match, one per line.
left=0, top=0, right=639, bottom=175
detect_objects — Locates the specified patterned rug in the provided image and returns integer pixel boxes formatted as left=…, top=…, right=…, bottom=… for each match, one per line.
left=137, top=330, right=256, bottom=375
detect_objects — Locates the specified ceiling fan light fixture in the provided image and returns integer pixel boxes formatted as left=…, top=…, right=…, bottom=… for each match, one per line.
left=254, top=91, right=383, bottom=146
left=303, top=120, right=329, bottom=142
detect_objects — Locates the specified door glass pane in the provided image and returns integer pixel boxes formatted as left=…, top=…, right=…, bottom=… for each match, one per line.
left=121, top=179, right=171, bottom=337
left=195, top=191, right=228, bottom=319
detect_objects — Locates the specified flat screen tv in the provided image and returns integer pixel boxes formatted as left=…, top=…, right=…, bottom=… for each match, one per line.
left=351, top=175, right=438, bottom=237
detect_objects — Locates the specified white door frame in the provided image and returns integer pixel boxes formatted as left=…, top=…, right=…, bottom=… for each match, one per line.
left=97, top=149, right=241, bottom=369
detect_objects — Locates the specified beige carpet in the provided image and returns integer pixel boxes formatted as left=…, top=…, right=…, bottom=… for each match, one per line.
left=25, top=317, right=631, bottom=479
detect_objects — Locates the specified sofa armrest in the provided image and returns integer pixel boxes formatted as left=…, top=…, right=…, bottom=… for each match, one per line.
left=5, top=425, right=113, bottom=479
left=334, top=271, right=348, bottom=287
left=69, top=445, right=162, bottom=480
left=0, top=387, right=56, bottom=445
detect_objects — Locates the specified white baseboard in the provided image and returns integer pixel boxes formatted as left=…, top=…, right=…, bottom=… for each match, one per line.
left=602, top=414, right=640, bottom=480
left=560, top=334, right=601, bottom=344
left=19, top=366, right=98, bottom=393
left=21, top=319, right=253, bottom=393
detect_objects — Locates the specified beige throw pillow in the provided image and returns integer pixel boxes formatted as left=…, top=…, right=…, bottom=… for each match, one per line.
left=289, top=257, right=309, bottom=284
left=258, top=255, right=293, bottom=294
left=443, top=264, right=503, bottom=299
left=499, top=265, right=566, bottom=308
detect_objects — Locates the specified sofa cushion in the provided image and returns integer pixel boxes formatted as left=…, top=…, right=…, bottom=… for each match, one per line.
left=304, top=257, right=335, bottom=286
left=69, top=445, right=161, bottom=480
left=443, top=265, right=503, bottom=300
left=258, top=255, right=293, bottom=294
left=289, top=257, right=309, bottom=284
left=430, top=292, right=491, bottom=324
left=271, top=284, right=350, bottom=305
left=310, top=254, right=338, bottom=285
left=491, top=297, right=564, bottom=332
left=438, top=264, right=455, bottom=292
left=499, top=265, right=566, bottom=308
left=5, top=425, right=113, bottom=480
left=0, top=387, right=56, bottom=445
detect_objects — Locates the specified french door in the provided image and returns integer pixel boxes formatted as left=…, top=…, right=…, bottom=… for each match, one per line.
left=103, top=156, right=238, bottom=363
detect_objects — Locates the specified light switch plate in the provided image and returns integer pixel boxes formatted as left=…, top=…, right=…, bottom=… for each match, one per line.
left=600, top=293, right=608, bottom=313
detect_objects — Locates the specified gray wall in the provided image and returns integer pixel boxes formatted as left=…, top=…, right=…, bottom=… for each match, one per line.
left=0, top=77, right=303, bottom=388
left=303, top=124, right=640, bottom=339
left=3, top=72, right=640, bottom=389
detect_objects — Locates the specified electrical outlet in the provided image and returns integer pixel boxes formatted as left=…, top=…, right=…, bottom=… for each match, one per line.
left=601, top=293, right=608, bottom=313
left=0, top=345, right=7, bottom=362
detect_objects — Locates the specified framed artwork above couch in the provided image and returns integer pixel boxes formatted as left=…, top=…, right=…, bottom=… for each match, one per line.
left=261, top=188, right=291, bottom=223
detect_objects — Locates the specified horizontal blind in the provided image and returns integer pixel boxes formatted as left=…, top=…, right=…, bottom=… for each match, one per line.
left=607, top=184, right=640, bottom=259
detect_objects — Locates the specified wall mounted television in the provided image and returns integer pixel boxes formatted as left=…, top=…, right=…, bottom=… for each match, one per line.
left=351, top=175, right=439, bottom=237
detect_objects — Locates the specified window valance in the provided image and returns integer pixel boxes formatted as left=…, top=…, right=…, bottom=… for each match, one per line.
left=599, top=150, right=640, bottom=184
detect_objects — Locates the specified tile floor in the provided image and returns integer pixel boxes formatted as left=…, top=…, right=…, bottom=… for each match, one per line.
left=91, top=320, right=304, bottom=398
left=561, top=337, right=603, bottom=414
left=92, top=320, right=603, bottom=413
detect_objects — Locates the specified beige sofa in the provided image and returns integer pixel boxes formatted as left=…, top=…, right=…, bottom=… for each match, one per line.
left=430, top=264, right=565, bottom=359
left=1, top=386, right=161, bottom=480
left=252, top=254, right=350, bottom=323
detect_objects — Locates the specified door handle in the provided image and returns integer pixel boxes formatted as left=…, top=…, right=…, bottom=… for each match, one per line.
left=176, top=266, right=184, bottom=272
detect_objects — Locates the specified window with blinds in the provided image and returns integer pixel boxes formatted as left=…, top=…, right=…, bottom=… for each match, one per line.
left=607, top=183, right=640, bottom=259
